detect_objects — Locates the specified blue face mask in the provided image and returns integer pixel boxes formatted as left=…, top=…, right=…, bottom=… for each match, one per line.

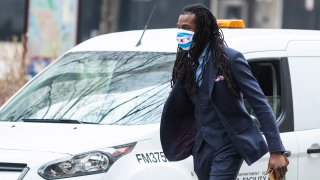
left=176, top=29, right=195, bottom=50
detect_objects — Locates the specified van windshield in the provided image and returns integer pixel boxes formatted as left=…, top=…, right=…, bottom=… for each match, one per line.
left=0, top=51, right=175, bottom=125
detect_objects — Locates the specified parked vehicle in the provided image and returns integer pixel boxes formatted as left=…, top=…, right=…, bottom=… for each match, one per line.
left=1, top=21, right=320, bottom=179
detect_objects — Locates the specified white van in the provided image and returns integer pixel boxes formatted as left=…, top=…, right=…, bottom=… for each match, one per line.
left=1, top=22, right=320, bottom=179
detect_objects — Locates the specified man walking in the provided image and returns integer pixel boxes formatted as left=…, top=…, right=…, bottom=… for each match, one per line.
left=160, top=4, right=288, bottom=180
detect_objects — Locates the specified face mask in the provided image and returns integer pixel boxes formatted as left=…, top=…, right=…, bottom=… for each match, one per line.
left=176, top=29, right=194, bottom=50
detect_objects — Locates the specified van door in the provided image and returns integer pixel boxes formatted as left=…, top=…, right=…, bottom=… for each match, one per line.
left=237, top=55, right=298, bottom=180
left=288, top=56, right=320, bottom=179
left=287, top=40, right=320, bottom=179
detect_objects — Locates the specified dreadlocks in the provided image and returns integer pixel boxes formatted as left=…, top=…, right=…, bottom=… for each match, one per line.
left=172, top=4, right=239, bottom=97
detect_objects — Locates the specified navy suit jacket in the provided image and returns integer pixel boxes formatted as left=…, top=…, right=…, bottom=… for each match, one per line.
left=160, top=47, right=285, bottom=166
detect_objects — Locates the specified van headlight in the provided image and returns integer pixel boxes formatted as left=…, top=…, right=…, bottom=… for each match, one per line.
left=38, top=143, right=136, bottom=179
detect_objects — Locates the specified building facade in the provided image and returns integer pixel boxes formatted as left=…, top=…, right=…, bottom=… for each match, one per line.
left=1, top=0, right=320, bottom=78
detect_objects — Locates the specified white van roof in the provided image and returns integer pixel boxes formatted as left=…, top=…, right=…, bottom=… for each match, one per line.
left=70, top=28, right=320, bottom=54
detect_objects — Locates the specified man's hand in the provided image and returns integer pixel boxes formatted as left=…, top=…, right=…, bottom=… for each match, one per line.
left=266, top=152, right=288, bottom=180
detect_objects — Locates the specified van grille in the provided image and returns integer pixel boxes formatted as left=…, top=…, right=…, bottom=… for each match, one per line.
left=0, top=162, right=27, bottom=171
left=0, top=163, right=29, bottom=180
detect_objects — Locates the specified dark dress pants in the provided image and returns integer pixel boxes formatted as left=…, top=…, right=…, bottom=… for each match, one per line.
left=193, top=141, right=243, bottom=180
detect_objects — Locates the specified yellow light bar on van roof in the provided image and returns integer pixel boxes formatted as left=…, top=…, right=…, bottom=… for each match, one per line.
left=217, top=19, right=245, bottom=28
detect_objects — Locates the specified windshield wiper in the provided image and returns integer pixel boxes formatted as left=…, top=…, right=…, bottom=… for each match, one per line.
left=22, top=118, right=83, bottom=124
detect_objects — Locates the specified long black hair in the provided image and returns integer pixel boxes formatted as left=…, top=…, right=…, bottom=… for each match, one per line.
left=172, top=4, right=239, bottom=97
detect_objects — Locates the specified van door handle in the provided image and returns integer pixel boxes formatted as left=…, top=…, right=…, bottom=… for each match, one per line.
left=307, top=148, right=320, bottom=154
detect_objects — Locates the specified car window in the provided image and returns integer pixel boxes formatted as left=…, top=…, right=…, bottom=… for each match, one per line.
left=0, top=51, right=175, bottom=125
left=244, top=60, right=282, bottom=127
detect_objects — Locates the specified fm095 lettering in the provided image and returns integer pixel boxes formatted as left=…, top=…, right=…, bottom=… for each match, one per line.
left=136, top=152, right=168, bottom=163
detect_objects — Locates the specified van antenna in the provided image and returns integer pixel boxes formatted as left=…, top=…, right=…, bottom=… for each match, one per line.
left=135, top=4, right=157, bottom=47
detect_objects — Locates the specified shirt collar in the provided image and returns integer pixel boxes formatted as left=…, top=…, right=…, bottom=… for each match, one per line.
left=199, top=44, right=209, bottom=58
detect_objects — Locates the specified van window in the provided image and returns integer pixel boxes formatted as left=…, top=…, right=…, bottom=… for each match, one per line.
left=244, top=60, right=282, bottom=125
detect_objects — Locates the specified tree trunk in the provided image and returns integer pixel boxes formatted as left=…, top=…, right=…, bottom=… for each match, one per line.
left=100, top=0, right=119, bottom=34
